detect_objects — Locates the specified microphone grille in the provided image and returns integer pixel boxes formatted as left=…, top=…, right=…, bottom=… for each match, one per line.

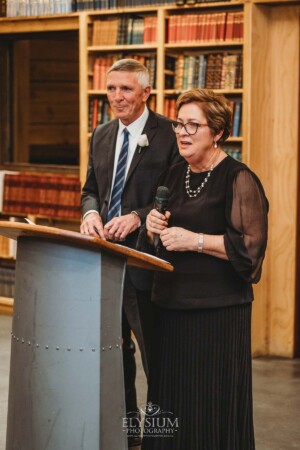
left=156, top=186, right=169, bottom=200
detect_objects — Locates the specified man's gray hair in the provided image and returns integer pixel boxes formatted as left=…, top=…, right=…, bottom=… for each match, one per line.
left=107, top=59, right=150, bottom=88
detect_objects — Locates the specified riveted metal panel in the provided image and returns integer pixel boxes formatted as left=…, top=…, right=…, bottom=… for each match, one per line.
left=6, top=236, right=127, bottom=450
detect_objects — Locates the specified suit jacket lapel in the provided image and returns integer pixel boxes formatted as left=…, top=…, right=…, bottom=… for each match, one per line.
left=125, top=110, right=158, bottom=184
left=106, top=120, right=119, bottom=189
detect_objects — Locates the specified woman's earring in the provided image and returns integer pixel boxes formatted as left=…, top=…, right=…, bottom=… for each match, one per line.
left=214, top=141, right=218, bottom=149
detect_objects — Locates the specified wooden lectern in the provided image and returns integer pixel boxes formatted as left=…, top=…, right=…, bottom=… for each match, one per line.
left=0, top=222, right=172, bottom=450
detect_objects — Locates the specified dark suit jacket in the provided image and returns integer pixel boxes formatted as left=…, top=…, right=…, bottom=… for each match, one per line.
left=81, top=109, right=180, bottom=290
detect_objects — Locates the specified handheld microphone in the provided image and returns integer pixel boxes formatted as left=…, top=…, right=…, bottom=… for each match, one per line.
left=153, top=186, right=169, bottom=248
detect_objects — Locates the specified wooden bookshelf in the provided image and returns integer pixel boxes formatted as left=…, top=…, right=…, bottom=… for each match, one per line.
left=79, top=2, right=246, bottom=180
left=247, top=2, right=300, bottom=357
left=0, top=14, right=79, bottom=33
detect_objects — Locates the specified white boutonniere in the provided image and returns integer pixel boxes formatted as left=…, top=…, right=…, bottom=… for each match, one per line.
left=137, top=134, right=149, bottom=154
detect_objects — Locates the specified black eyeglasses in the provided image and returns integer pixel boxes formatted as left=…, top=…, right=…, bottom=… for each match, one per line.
left=172, top=121, right=209, bottom=136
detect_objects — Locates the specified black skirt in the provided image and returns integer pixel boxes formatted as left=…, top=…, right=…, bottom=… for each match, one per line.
left=142, top=303, right=255, bottom=450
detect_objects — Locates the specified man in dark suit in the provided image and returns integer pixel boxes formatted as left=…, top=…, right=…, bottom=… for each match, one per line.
left=80, top=59, right=179, bottom=448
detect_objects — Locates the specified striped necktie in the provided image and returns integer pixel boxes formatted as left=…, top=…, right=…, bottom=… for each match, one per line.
left=107, top=128, right=129, bottom=222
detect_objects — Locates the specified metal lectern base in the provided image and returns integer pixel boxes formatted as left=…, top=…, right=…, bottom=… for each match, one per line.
left=6, top=237, right=127, bottom=450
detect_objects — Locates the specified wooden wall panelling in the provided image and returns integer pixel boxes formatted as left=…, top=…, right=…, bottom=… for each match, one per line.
left=248, top=3, right=271, bottom=356
left=28, top=36, right=79, bottom=165
left=156, top=8, right=165, bottom=115
left=0, top=41, right=12, bottom=164
left=13, top=40, right=30, bottom=163
left=296, top=51, right=300, bottom=356
left=243, top=3, right=252, bottom=167
left=250, top=4, right=300, bottom=357
left=79, top=13, right=88, bottom=185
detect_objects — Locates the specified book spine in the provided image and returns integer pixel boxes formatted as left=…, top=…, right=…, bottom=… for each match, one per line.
left=167, top=16, right=174, bottom=44
left=0, top=267, right=15, bottom=298
left=93, top=58, right=100, bottom=90
left=182, top=55, right=189, bottom=90
left=214, top=53, right=223, bottom=89
left=232, top=101, right=242, bottom=137
left=225, top=12, right=233, bottom=41
left=92, top=98, right=99, bottom=130
left=198, top=54, right=207, bottom=88
left=235, top=53, right=243, bottom=89
left=127, top=17, right=133, bottom=45
left=0, top=0, right=6, bottom=16
left=175, top=54, right=184, bottom=91
left=205, top=54, right=215, bottom=89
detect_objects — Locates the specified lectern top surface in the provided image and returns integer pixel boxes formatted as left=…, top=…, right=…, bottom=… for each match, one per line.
left=0, top=221, right=173, bottom=272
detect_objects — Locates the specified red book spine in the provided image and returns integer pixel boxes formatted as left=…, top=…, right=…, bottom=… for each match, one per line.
left=2, top=175, right=18, bottom=214
left=186, top=15, right=192, bottom=42
left=169, top=99, right=176, bottom=121
left=92, top=98, right=99, bottom=130
left=44, top=175, right=59, bottom=218
left=38, top=175, right=49, bottom=217
left=151, top=17, right=157, bottom=44
left=143, top=16, right=150, bottom=44
left=219, top=12, right=227, bottom=42
left=225, top=12, right=234, bottom=41
left=190, top=14, right=197, bottom=43
left=24, top=174, right=40, bottom=215
left=93, top=58, right=100, bottom=90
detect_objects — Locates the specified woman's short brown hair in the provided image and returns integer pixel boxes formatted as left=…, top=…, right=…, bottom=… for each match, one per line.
left=176, top=88, right=232, bottom=144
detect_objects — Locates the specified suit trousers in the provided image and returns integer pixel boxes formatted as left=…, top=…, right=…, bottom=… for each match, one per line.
left=122, top=273, right=154, bottom=414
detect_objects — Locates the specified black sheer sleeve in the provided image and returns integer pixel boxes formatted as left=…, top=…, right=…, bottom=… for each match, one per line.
left=224, top=169, right=268, bottom=283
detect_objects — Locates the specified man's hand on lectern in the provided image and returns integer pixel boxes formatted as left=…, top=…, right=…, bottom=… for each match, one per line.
left=80, top=212, right=106, bottom=240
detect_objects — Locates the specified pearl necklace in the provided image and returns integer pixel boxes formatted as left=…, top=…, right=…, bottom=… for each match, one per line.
left=185, top=164, right=215, bottom=198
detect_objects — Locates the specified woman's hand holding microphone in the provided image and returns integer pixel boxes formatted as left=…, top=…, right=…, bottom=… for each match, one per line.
left=146, top=209, right=199, bottom=252
left=146, top=209, right=170, bottom=244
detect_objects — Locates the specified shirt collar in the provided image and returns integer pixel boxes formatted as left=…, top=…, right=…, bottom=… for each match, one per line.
left=118, top=107, right=149, bottom=137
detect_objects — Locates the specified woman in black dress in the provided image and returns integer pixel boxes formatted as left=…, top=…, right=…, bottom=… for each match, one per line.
left=140, top=89, right=268, bottom=450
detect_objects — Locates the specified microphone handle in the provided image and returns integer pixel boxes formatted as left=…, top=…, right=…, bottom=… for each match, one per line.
left=153, top=202, right=167, bottom=249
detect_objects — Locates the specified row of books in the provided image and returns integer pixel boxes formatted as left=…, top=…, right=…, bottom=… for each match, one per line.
left=164, top=98, right=177, bottom=121
left=89, top=98, right=114, bottom=131
left=164, top=98, right=242, bottom=137
left=88, top=91, right=241, bottom=134
left=88, top=95, right=156, bottom=131
left=92, top=16, right=157, bottom=46
left=92, top=54, right=156, bottom=90
left=4, top=0, right=73, bottom=17
left=77, top=0, right=181, bottom=10
left=1, top=172, right=81, bottom=220
left=167, top=12, right=243, bottom=43
left=0, top=266, right=15, bottom=299
left=2, top=0, right=225, bottom=16
left=171, top=52, right=242, bottom=91
left=76, top=0, right=235, bottom=10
